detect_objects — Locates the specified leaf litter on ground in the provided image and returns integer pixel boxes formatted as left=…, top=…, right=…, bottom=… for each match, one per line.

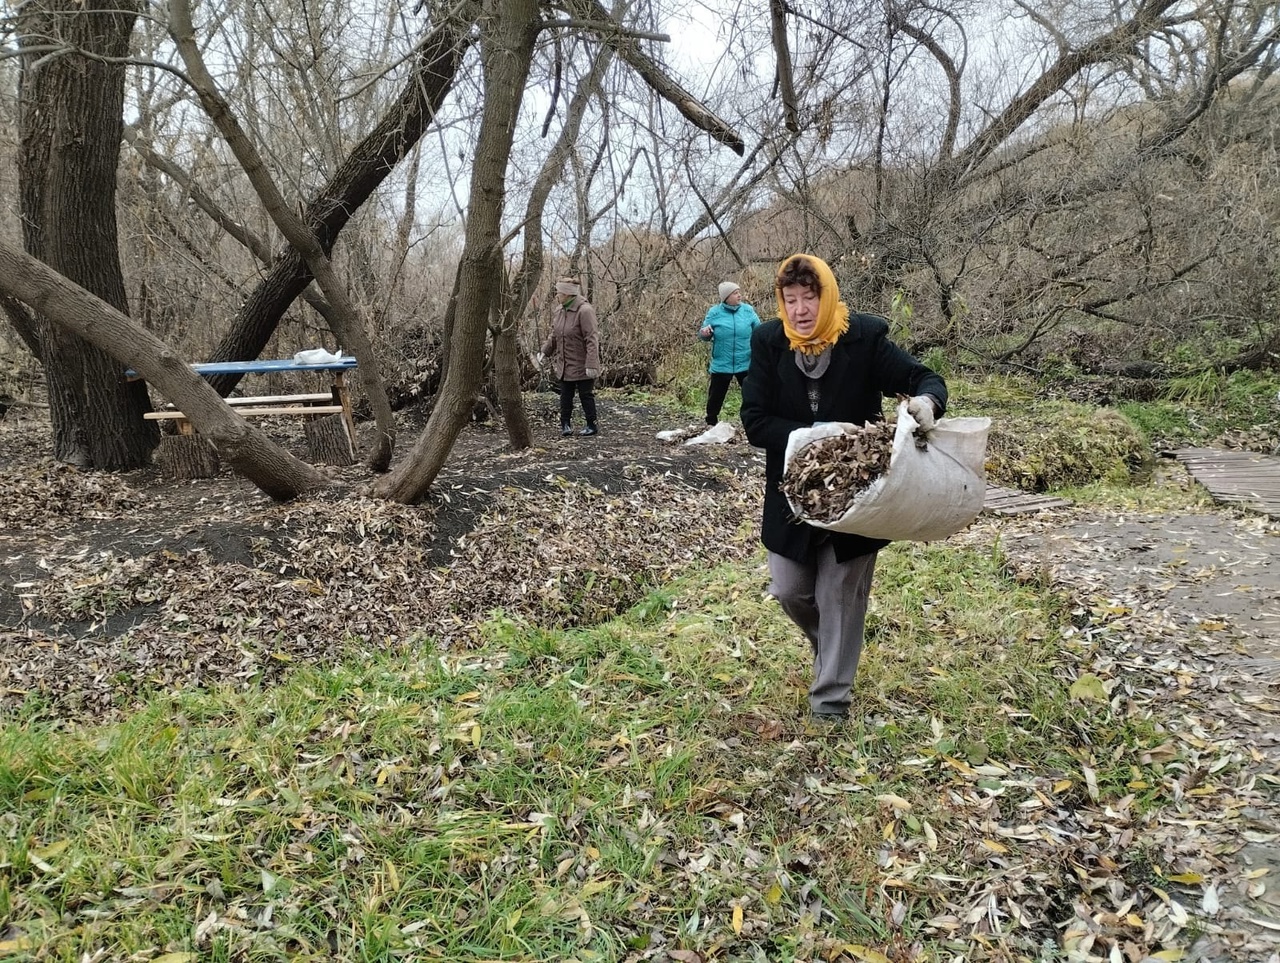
left=3, top=405, right=1280, bottom=961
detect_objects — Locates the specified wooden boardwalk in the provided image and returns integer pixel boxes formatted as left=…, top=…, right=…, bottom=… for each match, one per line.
left=1165, top=448, right=1280, bottom=518
left=982, top=485, right=1072, bottom=516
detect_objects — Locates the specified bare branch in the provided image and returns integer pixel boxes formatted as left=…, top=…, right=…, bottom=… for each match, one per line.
left=893, top=16, right=962, bottom=162
left=543, top=17, right=669, bottom=42
left=557, top=0, right=745, bottom=155
left=769, top=0, right=800, bottom=134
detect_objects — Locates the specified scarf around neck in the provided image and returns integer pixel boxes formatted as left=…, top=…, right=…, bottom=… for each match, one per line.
left=775, top=254, right=850, bottom=355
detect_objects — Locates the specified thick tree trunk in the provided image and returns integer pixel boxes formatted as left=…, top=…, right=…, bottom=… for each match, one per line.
left=375, top=0, right=541, bottom=503
left=200, top=16, right=471, bottom=395
left=489, top=256, right=531, bottom=448
left=17, top=0, right=158, bottom=469
left=0, top=240, right=330, bottom=500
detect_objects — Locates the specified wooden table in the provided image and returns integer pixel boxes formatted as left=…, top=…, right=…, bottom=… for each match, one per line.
left=128, top=357, right=358, bottom=475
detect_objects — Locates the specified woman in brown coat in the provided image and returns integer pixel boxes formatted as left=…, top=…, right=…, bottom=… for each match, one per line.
left=539, top=277, right=601, bottom=436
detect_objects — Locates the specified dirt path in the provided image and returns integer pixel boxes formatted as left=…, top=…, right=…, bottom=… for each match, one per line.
left=959, top=493, right=1280, bottom=962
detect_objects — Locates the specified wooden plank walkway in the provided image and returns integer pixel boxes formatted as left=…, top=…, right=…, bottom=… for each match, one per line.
left=1164, top=448, right=1280, bottom=518
left=983, top=485, right=1072, bottom=515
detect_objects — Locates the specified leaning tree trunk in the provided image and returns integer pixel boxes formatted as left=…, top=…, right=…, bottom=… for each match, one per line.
left=200, top=15, right=471, bottom=397
left=489, top=255, right=531, bottom=447
left=17, top=0, right=158, bottom=469
left=0, top=240, right=330, bottom=500
left=375, top=0, right=541, bottom=503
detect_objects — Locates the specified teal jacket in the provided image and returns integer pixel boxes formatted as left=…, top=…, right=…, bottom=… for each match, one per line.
left=698, top=302, right=760, bottom=374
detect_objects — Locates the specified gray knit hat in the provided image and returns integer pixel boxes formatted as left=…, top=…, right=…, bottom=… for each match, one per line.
left=718, top=281, right=740, bottom=302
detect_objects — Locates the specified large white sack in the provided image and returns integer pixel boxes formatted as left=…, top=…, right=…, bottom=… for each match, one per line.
left=783, top=401, right=991, bottom=542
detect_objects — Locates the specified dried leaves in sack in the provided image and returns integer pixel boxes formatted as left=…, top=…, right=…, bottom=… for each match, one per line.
left=780, top=421, right=896, bottom=522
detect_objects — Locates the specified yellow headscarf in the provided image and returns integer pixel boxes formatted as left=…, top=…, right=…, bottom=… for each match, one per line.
left=775, top=253, right=850, bottom=355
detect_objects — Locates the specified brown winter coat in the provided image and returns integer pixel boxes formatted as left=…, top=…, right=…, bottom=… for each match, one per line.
left=541, top=298, right=600, bottom=381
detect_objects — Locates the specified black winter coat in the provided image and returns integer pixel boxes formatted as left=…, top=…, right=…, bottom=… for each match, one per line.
left=740, top=313, right=948, bottom=564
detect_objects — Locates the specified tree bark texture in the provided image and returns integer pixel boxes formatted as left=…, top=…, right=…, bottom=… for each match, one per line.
left=17, top=0, right=158, bottom=469
left=155, top=434, right=221, bottom=479
left=304, top=414, right=356, bottom=466
left=0, top=239, right=331, bottom=500
left=375, top=0, right=541, bottom=503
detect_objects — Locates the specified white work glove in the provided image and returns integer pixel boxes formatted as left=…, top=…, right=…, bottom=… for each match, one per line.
left=585, top=368, right=599, bottom=379
left=906, top=395, right=937, bottom=432
left=535, top=352, right=546, bottom=367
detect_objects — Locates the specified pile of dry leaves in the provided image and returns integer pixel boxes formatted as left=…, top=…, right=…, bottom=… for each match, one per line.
left=0, top=408, right=762, bottom=718
left=781, top=421, right=896, bottom=521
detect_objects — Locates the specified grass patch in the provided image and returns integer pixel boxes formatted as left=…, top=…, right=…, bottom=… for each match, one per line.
left=642, top=346, right=747, bottom=425
left=0, top=542, right=1200, bottom=962
left=956, top=368, right=1279, bottom=496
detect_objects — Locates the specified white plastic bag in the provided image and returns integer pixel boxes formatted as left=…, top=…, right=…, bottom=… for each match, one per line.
left=783, top=401, right=991, bottom=541
left=684, top=422, right=737, bottom=445
left=293, top=347, right=345, bottom=365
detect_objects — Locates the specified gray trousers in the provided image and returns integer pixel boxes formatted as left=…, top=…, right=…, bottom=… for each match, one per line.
left=768, top=544, right=878, bottom=716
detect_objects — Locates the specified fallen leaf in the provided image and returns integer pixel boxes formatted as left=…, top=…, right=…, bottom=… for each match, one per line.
left=1069, top=673, right=1107, bottom=702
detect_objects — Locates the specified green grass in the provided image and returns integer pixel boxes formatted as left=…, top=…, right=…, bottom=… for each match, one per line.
left=1131, top=368, right=1280, bottom=446
left=5, top=362, right=1273, bottom=961
left=0, top=542, right=1189, bottom=962
left=639, top=346, right=746, bottom=424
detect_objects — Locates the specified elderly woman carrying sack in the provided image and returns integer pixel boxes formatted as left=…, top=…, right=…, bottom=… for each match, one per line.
left=740, top=254, right=947, bottom=723
left=538, top=277, right=601, bottom=436
left=698, top=280, right=761, bottom=425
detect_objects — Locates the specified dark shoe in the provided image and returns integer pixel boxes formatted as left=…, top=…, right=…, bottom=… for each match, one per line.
left=561, top=424, right=573, bottom=436
left=579, top=425, right=598, bottom=436
left=706, top=416, right=717, bottom=426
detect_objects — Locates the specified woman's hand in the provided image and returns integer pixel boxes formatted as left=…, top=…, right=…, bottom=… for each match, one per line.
left=906, top=395, right=938, bottom=431
left=699, top=325, right=713, bottom=338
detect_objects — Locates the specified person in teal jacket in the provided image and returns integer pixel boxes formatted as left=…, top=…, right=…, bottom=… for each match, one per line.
left=698, top=281, right=761, bottom=425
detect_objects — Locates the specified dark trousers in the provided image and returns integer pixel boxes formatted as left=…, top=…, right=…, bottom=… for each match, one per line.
left=706, top=371, right=747, bottom=424
left=559, top=378, right=597, bottom=427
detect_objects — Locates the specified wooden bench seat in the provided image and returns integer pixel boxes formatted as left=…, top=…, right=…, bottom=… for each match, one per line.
left=135, top=359, right=358, bottom=477
left=226, top=393, right=334, bottom=406
left=145, top=404, right=344, bottom=420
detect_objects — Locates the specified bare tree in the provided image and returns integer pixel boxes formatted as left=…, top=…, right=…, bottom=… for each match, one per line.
left=15, top=0, right=158, bottom=469
left=167, top=0, right=402, bottom=469
left=489, top=28, right=616, bottom=450
left=752, top=0, right=1280, bottom=369
left=374, top=0, right=543, bottom=502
